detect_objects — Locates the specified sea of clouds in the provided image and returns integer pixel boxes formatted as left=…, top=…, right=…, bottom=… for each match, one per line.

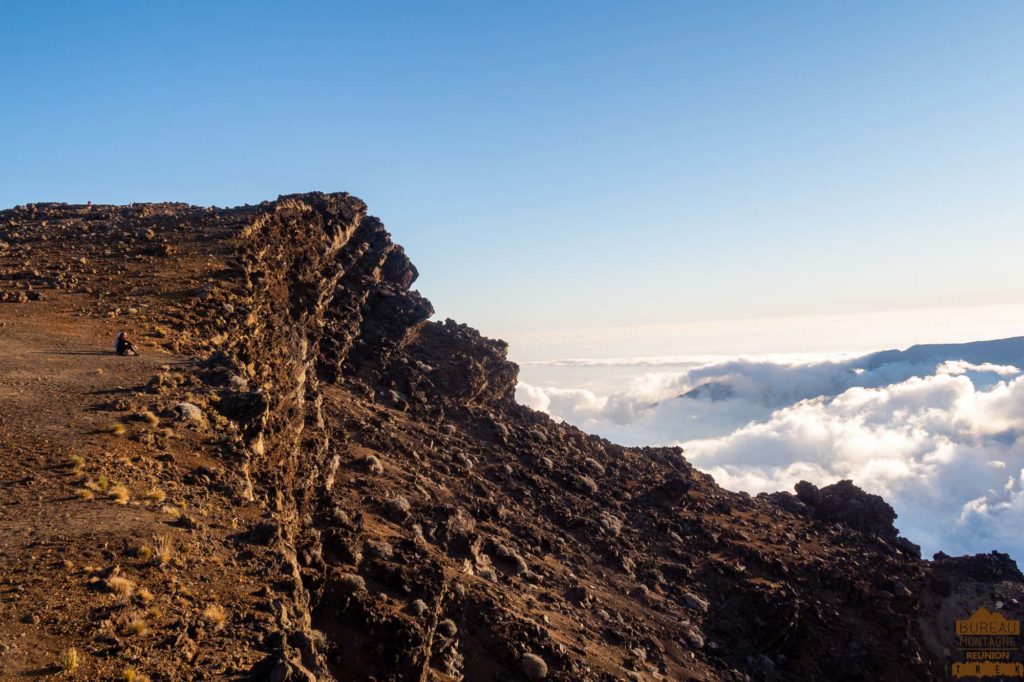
left=516, top=340, right=1024, bottom=561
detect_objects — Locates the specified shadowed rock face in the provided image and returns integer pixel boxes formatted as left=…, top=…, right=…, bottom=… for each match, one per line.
left=794, top=479, right=899, bottom=541
left=1, top=192, right=1022, bottom=681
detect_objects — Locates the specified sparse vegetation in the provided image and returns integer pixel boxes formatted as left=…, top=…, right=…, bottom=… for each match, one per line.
left=107, top=576, right=135, bottom=598
left=144, top=488, right=166, bottom=503
left=108, top=484, right=130, bottom=505
left=59, top=647, right=79, bottom=672
left=160, top=504, right=181, bottom=520
left=202, top=603, right=227, bottom=630
left=153, top=533, right=174, bottom=566
left=67, top=454, right=85, bottom=471
left=137, top=544, right=154, bottom=563
left=134, top=410, right=159, bottom=427
left=74, top=488, right=95, bottom=500
left=120, top=666, right=150, bottom=682
left=125, top=617, right=148, bottom=636
left=109, top=423, right=126, bottom=436
left=136, top=587, right=154, bottom=604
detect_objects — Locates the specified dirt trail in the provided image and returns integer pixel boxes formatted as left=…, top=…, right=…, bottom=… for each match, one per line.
left=0, top=301, right=183, bottom=674
left=0, top=204, right=274, bottom=680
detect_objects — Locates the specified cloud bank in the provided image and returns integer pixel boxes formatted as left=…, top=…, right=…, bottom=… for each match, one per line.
left=516, top=338, right=1024, bottom=560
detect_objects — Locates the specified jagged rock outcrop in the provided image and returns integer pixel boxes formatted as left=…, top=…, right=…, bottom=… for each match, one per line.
left=794, top=479, right=899, bottom=541
left=1, top=193, right=1022, bottom=681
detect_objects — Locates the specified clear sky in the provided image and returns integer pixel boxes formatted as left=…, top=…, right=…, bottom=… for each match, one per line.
left=3, top=2, right=1023, bottom=360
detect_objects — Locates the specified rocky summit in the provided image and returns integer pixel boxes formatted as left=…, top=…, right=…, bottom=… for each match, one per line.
left=0, top=192, right=1021, bottom=681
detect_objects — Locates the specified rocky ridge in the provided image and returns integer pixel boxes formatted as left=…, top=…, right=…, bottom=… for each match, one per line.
left=0, top=193, right=1022, bottom=681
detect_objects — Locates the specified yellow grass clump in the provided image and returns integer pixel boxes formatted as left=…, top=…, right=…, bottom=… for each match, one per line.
left=202, top=603, right=227, bottom=630
left=108, top=484, right=130, bottom=505
left=135, top=410, right=159, bottom=427
left=107, top=576, right=135, bottom=598
left=59, top=647, right=79, bottom=672
left=153, top=533, right=174, bottom=566
left=120, top=666, right=150, bottom=682
left=125, top=618, right=147, bottom=636
left=144, top=488, right=166, bottom=504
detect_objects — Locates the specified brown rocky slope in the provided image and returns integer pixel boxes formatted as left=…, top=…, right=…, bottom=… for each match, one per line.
left=0, top=193, right=1021, bottom=681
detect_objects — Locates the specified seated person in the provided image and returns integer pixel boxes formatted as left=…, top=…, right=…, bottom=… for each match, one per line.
left=114, top=331, right=139, bottom=356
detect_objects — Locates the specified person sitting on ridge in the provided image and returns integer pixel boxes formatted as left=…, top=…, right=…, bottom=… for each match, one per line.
left=114, top=331, right=139, bottom=356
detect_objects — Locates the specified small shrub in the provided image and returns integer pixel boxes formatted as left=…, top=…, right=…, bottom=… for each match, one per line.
left=137, top=544, right=154, bottom=563
left=120, top=666, right=150, bottom=682
left=153, top=534, right=174, bottom=566
left=144, top=488, right=166, bottom=504
left=59, top=647, right=79, bottom=672
left=96, top=474, right=110, bottom=491
left=160, top=505, right=181, bottom=520
left=108, top=484, right=130, bottom=505
left=125, top=618, right=147, bottom=636
left=107, top=576, right=135, bottom=598
left=135, top=410, right=159, bottom=427
left=202, top=603, right=227, bottom=630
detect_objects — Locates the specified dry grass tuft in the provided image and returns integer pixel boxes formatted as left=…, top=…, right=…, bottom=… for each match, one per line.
left=75, top=488, right=95, bottom=501
left=137, top=544, right=154, bottom=563
left=160, top=504, right=181, bottom=520
left=108, top=484, right=130, bottom=505
left=136, top=587, right=154, bottom=604
left=59, top=647, right=79, bottom=672
left=110, top=423, right=126, bottom=436
left=107, top=576, right=135, bottom=598
left=202, top=603, right=227, bottom=630
left=125, top=618, right=148, bottom=636
left=144, top=488, right=166, bottom=504
left=120, top=666, right=150, bottom=682
left=153, top=533, right=174, bottom=566
left=67, top=454, right=85, bottom=471
left=135, top=410, right=159, bottom=427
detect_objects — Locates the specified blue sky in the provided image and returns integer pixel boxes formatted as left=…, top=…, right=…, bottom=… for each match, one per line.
left=3, top=2, right=1024, bottom=360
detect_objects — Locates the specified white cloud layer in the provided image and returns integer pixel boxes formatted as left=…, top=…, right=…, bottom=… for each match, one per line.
left=516, top=339, right=1024, bottom=560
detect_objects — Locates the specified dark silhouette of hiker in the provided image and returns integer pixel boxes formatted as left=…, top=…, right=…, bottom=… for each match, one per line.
left=114, top=331, right=139, bottom=356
